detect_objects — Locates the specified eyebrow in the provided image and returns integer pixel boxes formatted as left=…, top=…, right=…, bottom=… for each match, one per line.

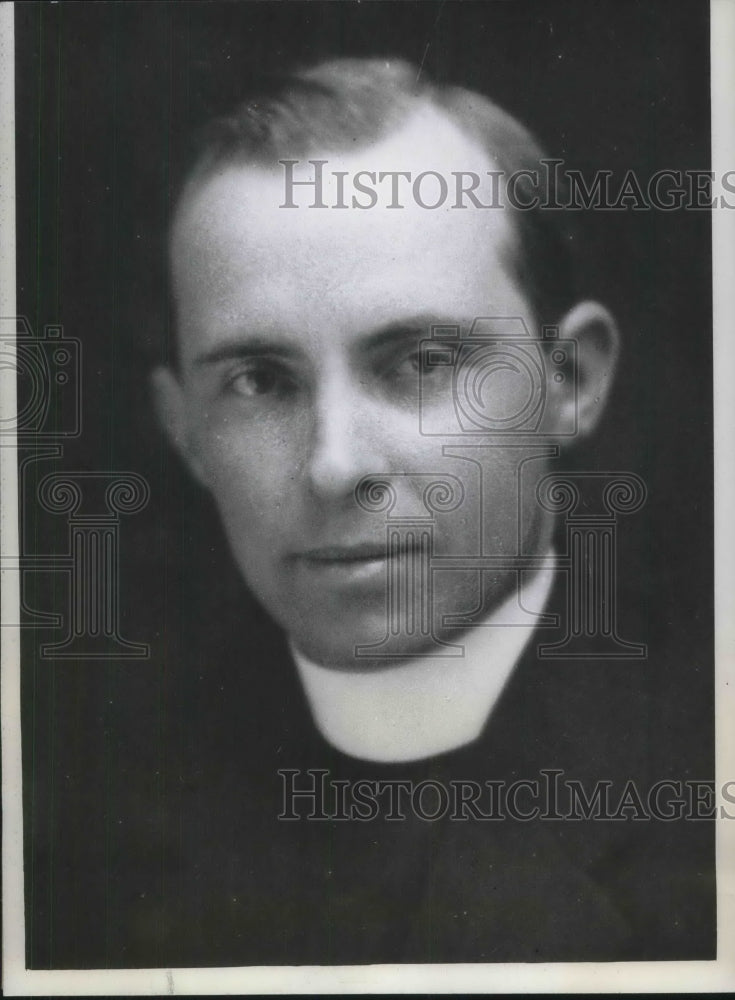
left=359, top=315, right=463, bottom=352
left=190, top=314, right=466, bottom=368
left=192, top=338, right=299, bottom=368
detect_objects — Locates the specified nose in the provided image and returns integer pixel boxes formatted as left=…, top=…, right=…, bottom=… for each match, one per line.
left=306, top=369, right=386, bottom=501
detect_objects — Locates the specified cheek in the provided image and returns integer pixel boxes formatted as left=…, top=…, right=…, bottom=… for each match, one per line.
left=190, top=414, right=300, bottom=525
left=439, top=449, right=548, bottom=551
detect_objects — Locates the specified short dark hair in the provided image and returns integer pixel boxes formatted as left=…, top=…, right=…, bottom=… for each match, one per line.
left=170, top=58, right=577, bottom=352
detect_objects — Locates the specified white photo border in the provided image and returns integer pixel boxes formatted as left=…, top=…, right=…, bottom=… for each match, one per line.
left=2, top=0, right=734, bottom=993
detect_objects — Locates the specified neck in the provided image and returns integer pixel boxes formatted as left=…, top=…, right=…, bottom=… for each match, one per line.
left=290, top=556, right=556, bottom=763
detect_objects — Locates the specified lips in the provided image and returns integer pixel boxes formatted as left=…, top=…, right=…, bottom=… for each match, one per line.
left=296, top=543, right=389, bottom=564
left=290, top=539, right=426, bottom=586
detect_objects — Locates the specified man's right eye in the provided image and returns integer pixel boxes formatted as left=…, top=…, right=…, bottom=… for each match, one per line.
left=226, top=361, right=292, bottom=399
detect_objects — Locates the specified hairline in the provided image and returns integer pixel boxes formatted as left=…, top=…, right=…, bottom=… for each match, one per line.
left=166, top=66, right=575, bottom=367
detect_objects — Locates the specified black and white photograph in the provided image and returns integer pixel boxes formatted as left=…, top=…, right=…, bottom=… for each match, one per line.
left=1, top=0, right=734, bottom=994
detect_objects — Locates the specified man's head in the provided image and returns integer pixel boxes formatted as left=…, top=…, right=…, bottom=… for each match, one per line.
left=154, top=58, right=618, bottom=667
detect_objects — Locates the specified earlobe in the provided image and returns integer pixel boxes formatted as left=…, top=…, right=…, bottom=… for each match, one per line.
left=556, top=301, right=620, bottom=439
left=151, top=366, right=209, bottom=487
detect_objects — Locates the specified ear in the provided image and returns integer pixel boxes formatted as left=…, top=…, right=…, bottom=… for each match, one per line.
left=151, top=366, right=209, bottom=487
left=554, top=301, right=620, bottom=439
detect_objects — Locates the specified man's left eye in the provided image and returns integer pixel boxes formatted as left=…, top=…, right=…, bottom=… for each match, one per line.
left=390, top=351, right=423, bottom=378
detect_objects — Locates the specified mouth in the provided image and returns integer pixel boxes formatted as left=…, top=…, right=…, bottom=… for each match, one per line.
left=290, top=540, right=427, bottom=585
left=297, top=543, right=388, bottom=564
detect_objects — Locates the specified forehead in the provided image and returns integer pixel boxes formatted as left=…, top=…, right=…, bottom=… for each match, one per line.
left=170, top=104, right=526, bottom=354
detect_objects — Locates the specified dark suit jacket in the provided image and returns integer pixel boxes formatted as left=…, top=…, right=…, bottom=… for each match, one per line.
left=24, top=568, right=715, bottom=968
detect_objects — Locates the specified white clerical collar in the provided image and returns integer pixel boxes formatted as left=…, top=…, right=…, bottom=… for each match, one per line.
left=290, top=557, right=556, bottom=764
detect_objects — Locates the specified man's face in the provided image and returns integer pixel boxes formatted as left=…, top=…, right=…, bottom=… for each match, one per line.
left=165, top=105, right=559, bottom=667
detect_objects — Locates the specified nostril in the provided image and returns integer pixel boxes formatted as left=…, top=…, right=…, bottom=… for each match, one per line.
left=307, top=428, right=380, bottom=500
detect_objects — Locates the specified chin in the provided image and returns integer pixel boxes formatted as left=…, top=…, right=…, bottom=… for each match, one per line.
left=287, top=618, right=387, bottom=669
left=289, top=616, right=462, bottom=672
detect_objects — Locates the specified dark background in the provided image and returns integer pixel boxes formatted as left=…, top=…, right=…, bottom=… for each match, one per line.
left=15, top=0, right=713, bottom=969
